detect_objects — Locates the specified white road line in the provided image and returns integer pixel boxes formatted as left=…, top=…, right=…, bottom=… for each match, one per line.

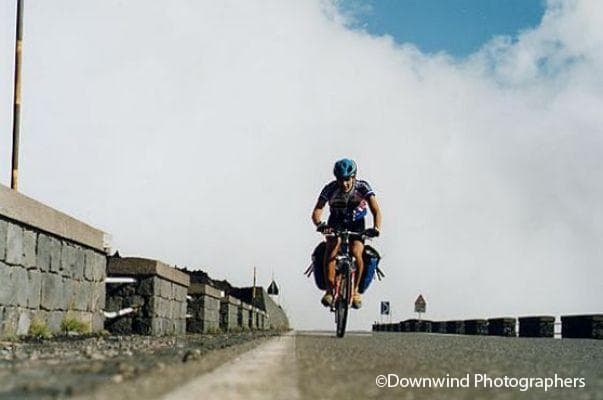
left=162, top=333, right=300, bottom=400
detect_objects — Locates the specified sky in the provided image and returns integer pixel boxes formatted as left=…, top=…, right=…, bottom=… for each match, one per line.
left=0, top=0, right=601, bottom=331
left=338, top=0, right=545, bottom=56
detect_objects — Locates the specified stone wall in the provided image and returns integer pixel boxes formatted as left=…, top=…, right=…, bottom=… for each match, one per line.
left=239, top=302, right=251, bottom=330
left=0, top=185, right=106, bottom=337
left=220, top=295, right=241, bottom=332
left=231, top=287, right=289, bottom=331
left=187, top=283, right=222, bottom=333
left=105, top=257, right=189, bottom=335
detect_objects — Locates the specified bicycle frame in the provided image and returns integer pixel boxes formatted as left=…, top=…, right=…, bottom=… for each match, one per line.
left=323, top=229, right=364, bottom=337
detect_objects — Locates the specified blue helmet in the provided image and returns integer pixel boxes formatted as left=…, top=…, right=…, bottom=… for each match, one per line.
left=333, top=158, right=357, bottom=179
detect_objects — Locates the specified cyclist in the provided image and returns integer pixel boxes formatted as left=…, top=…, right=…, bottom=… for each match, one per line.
left=311, top=158, right=382, bottom=309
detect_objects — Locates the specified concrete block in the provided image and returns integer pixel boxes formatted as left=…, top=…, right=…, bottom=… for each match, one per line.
left=11, top=266, right=29, bottom=307
left=181, top=299, right=188, bottom=316
left=84, top=249, right=95, bottom=281
left=26, top=269, right=42, bottom=309
left=49, top=237, right=62, bottom=273
left=0, top=219, right=7, bottom=261
left=108, top=257, right=189, bottom=288
left=91, top=281, right=106, bottom=312
left=176, top=319, right=186, bottom=334
left=189, top=283, right=222, bottom=298
left=488, top=318, right=516, bottom=337
left=36, top=234, right=51, bottom=272
left=40, top=273, right=63, bottom=311
left=73, top=246, right=86, bottom=280
left=22, top=229, right=37, bottom=269
left=60, top=243, right=76, bottom=278
left=519, top=316, right=555, bottom=338
left=17, top=310, right=32, bottom=335
left=153, top=297, right=163, bottom=317
left=152, top=318, right=164, bottom=335
left=464, top=319, right=488, bottom=335
left=170, top=300, right=180, bottom=320
left=167, top=318, right=177, bottom=335
left=163, top=298, right=173, bottom=318
left=91, top=252, right=106, bottom=282
left=0, top=261, right=13, bottom=305
left=0, top=306, right=19, bottom=336
left=171, top=282, right=177, bottom=300
left=403, top=319, right=431, bottom=332
left=6, top=223, right=24, bottom=265
left=431, top=322, right=447, bottom=334
left=47, top=311, right=63, bottom=332
left=62, top=278, right=76, bottom=311
left=0, top=184, right=106, bottom=252
left=561, top=314, right=603, bottom=339
left=142, top=296, right=154, bottom=317
left=446, top=321, right=465, bottom=334
left=160, top=279, right=172, bottom=299
left=74, top=281, right=89, bottom=311
left=91, top=311, right=104, bottom=332
left=156, top=297, right=170, bottom=318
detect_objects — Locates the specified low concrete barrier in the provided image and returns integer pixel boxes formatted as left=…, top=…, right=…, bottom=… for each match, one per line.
left=518, top=316, right=555, bottom=338
left=188, top=283, right=222, bottom=333
left=488, top=317, right=516, bottom=337
left=431, top=321, right=447, bottom=334
left=404, top=319, right=432, bottom=332
left=239, top=302, right=252, bottom=330
left=220, top=295, right=241, bottom=332
left=446, top=320, right=465, bottom=334
left=464, top=319, right=488, bottom=335
left=105, top=257, right=189, bottom=335
left=231, top=287, right=289, bottom=331
left=561, top=314, right=602, bottom=339
left=1, top=184, right=106, bottom=337
left=249, top=307, right=259, bottom=330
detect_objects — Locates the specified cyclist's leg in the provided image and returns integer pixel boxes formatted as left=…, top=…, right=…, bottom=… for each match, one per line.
left=351, top=239, right=365, bottom=292
left=324, top=236, right=341, bottom=289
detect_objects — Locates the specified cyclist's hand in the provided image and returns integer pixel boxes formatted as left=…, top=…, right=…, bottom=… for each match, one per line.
left=365, top=227, right=380, bottom=237
left=316, top=222, right=331, bottom=233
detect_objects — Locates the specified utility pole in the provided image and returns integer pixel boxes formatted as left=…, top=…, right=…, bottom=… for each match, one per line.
left=11, top=0, right=24, bottom=190
left=252, top=266, right=257, bottom=306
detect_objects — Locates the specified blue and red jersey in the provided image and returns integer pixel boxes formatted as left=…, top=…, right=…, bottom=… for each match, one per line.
left=318, top=179, right=375, bottom=227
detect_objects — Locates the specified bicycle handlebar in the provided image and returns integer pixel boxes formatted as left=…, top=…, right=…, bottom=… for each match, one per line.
left=322, top=229, right=367, bottom=238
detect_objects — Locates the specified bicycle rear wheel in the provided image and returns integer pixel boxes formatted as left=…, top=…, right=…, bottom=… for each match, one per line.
left=335, top=268, right=353, bottom=338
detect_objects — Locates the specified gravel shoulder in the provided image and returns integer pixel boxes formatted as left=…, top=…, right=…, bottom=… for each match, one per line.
left=0, top=331, right=281, bottom=399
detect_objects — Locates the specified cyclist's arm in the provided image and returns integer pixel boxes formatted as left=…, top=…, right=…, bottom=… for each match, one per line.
left=367, top=195, right=382, bottom=231
left=311, top=198, right=327, bottom=227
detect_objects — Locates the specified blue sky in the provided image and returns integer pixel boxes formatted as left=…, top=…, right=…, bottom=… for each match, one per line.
left=338, top=0, right=545, bottom=57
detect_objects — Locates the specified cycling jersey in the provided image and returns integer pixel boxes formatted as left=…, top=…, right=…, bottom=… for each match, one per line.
left=318, top=179, right=375, bottom=229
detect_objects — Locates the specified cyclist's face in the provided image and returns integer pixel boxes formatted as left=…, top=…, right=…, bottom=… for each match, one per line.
left=337, top=176, right=355, bottom=192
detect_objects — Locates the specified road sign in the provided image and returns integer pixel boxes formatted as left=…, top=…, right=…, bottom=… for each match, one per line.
left=380, top=301, right=390, bottom=315
left=414, top=294, right=426, bottom=313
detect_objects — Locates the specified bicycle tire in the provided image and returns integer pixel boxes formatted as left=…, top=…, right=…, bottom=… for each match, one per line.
left=335, top=267, right=352, bottom=338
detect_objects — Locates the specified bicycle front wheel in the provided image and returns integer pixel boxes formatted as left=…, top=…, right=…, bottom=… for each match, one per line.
left=335, top=268, right=353, bottom=338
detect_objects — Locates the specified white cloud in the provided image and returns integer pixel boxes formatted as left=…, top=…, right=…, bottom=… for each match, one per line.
left=0, top=0, right=601, bottom=330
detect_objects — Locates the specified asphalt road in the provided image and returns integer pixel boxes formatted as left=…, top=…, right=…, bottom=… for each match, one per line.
left=7, top=331, right=598, bottom=399
left=295, top=331, right=603, bottom=400
left=159, top=331, right=602, bottom=400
